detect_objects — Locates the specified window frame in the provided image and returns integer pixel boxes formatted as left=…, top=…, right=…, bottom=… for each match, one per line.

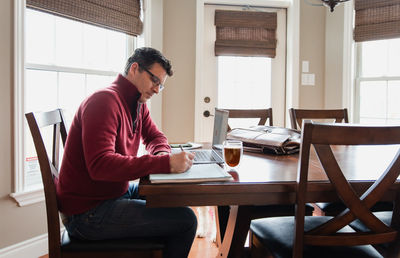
left=353, top=41, right=400, bottom=124
left=11, top=0, right=137, bottom=206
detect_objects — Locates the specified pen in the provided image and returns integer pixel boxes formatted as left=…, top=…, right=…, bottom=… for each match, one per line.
left=179, top=144, right=185, bottom=152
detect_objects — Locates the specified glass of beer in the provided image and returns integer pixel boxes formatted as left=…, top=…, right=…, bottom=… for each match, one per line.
left=223, top=140, right=243, bottom=170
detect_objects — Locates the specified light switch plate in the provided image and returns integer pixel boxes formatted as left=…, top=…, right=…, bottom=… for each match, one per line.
left=301, top=73, right=308, bottom=85
left=302, top=61, right=309, bottom=73
left=301, top=73, right=315, bottom=86
left=308, top=73, right=315, bottom=85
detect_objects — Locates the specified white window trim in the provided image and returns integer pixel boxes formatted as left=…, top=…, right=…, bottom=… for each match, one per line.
left=10, top=188, right=45, bottom=207
left=11, top=0, right=136, bottom=206
left=12, top=0, right=27, bottom=200
left=342, top=3, right=355, bottom=122
left=25, top=63, right=121, bottom=76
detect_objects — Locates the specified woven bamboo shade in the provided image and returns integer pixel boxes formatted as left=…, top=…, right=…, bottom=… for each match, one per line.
left=26, top=0, right=143, bottom=36
left=214, top=10, right=277, bottom=57
left=354, top=0, right=400, bottom=42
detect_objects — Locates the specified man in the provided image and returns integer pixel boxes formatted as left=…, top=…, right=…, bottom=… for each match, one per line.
left=57, top=47, right=197, bottom=258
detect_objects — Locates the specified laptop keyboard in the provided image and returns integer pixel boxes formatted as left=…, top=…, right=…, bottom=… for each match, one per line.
left=194, top=151, right=215, bottom=162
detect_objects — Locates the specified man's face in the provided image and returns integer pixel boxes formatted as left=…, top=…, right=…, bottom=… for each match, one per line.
left=131, top=62, right=167, bottom=103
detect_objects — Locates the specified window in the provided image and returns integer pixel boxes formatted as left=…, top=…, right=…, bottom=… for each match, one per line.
left=355, top=38, right=400, bottom=124
left=13, top=7, right=137, bottom=202
left=217, top=56, right=272, bottom=128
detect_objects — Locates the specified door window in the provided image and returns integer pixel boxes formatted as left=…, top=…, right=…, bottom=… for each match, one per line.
left=218, top=56, right=272, bottom=128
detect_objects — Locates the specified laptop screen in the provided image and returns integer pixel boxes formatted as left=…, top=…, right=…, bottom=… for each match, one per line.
left=212, top=108, right=229, bottom=147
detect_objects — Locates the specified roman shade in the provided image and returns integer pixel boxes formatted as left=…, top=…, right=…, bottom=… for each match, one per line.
left=354, top=0, right=400, bottom=42
left=214, top=10, right=277, bottom=58
left=26, top=0, right=143, bottom=36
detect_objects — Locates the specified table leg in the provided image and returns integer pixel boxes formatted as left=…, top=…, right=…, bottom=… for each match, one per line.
left=216, top=206, right=253, bottom=258
left=216, top=205, right=238, bottom=258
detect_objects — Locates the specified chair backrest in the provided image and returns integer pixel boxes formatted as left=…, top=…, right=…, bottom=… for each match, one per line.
left=25, top=109, right=68, bottom=258
left=289, top=108, right=348, bottom=130
left=294, top=121, right=400, bottom=257
left=224, top=108, right=273, bottom=131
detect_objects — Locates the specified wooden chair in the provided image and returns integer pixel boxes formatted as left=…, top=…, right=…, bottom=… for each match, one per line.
left=250, top=121, right=400, bottom=258
left=25, top=109, right=164, bottom=258
left=288, top=108, right=393, bottom=216
left=224, top=108, right=273, bottom=131
left=350, top=211, right=395, bottom=256
left=289, top=108, right=350, bottom=216
left=216, top=108, right=315, bottom=255
left=289, top=108, right=348, bottom=130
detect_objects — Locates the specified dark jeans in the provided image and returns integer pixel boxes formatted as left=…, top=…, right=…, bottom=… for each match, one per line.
left=64, top=182, right=197, bottom=258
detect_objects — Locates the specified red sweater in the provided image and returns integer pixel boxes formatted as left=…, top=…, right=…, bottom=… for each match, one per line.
left=57, top=74, right=171, bottom=215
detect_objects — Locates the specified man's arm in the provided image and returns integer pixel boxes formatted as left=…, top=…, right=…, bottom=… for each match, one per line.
left=140, top=103, right=195, bottom=173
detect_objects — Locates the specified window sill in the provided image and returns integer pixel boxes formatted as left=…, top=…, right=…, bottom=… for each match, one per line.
left=10, top=188, right=45, bottom=206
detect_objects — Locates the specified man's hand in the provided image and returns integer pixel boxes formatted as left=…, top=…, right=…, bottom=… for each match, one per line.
left=169, top=151, right=195, bottom=174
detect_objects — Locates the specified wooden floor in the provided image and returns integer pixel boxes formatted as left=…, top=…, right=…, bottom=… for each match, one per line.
left=189, top=231, right=219, bottom=258
left=39, top=207, right=219, bottom=258
left=189, top=207, right=219, bottom=258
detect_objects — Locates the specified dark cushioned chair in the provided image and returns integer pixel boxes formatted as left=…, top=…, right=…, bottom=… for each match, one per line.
left=26, top=109, right=165, bottom=258
left=250, top=121, right=400, bottom=258
left=314, top=200, right=393, bottom=216
left=350, top=211, right=395, bottom=257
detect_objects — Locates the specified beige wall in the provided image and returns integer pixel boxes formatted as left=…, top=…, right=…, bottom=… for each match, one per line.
left=298, top=2, right=348, bottom=110
left=325, top=4, right=346, bottom=109
left=0, top=0, right=48, bottom=249
left=298, top=1, right=326, bottom=109
left=162, top=0, right=196, bottom=143
left=147, top=0, right=164, bottom=128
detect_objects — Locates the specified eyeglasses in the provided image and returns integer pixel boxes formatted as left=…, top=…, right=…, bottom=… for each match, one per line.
left=141, top=66, right=165, bottom=91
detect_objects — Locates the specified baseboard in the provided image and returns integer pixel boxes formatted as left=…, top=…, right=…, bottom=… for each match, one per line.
left=0, top=233, right=48, bottom=258
left=0, top=228, right=66, bottom=258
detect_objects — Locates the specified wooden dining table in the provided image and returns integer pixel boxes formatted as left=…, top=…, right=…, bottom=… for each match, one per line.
left=139, top=144, right=400, bottom=258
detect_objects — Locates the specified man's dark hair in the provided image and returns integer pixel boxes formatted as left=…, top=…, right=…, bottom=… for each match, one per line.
left=124, top=47, right=173, bottom=77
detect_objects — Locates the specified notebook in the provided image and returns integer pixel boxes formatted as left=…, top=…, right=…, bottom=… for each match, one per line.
left=149, top=163, right=232, bottom=184
left=191, top=108, right=229, bottom=164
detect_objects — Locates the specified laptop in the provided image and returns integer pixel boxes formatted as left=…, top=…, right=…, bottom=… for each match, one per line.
left=191, top=108, right=229, bottom=164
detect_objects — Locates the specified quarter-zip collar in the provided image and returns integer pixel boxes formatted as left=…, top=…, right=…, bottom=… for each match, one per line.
left=110, top=74, right=142, bottom=133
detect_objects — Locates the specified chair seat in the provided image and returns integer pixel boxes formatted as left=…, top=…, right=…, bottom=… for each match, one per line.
left=349, top=212, right=393, bottom=255
left=350, top=211, right=392, bottom=232
left=250, top=216, right=382, bottom=258
left=61, top=231, right=165, bottom=252
left=316, top=202, right=393, bottom=215
left=251, top=204, right=314, bottom=218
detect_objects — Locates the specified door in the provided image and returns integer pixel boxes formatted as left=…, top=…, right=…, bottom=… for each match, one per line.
left=195, top=4, right=287, bottom=142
